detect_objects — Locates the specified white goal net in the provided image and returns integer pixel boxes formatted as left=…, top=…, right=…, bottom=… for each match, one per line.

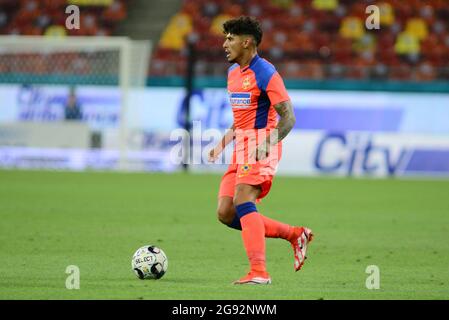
left=0, top=35, right=159, bottom=171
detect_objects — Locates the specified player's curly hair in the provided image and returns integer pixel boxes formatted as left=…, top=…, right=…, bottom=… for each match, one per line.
left=223, top=16, right=263, bottom=47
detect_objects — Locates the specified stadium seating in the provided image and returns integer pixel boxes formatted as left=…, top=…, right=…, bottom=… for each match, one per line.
left=0, top=0, right=127, bottom=37
left=1, top=0, right=448, bottom=81
left=0, top=0, right=128, bottom=77
left=149, top=0, right=449, bottom=81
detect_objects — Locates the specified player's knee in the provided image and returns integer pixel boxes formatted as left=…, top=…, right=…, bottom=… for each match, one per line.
left=217, top=206, right=234, bottom=225
left=234, top=184, right=261, bottom=206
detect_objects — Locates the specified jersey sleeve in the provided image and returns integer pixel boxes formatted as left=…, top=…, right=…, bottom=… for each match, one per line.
left=266, top=72, right=290, bottom=105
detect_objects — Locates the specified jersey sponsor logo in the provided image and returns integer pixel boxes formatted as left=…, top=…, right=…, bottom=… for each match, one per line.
left=229, top=92, right=252, bottom=108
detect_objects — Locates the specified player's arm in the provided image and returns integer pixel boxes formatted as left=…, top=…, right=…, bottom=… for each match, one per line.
left=208, top=123, right=235, bottom=162
left=255, top=100, right=295, bottom=161
left=266, top=72, right=295, bottom=145
left=255, top=70, right=296, bottom=160
left=270, top=100, right=296, bottom=144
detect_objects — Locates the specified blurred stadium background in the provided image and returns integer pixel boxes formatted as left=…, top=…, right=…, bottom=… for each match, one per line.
left=1, top=0, right=449, bottom=300
left=0, top=0, right=448, bottom=176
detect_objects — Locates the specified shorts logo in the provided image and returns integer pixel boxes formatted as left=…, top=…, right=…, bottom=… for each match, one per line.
left=242, top=76, right=251, bottom=89
left=230, top=92, right=251, bottom=108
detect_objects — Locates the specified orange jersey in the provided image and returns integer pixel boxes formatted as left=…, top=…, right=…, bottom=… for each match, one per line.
left=227, top=54, right=290, bottom=130
left=220, top=55, right=288, bottom=200
left=227, top=54, right=288, bottom=163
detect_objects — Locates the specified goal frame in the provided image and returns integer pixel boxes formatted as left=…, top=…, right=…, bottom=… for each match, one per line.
left=0, top=35, right=152, bottom=170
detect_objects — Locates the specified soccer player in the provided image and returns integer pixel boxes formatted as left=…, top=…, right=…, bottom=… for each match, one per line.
left=208, top=16, right=314, bottom=284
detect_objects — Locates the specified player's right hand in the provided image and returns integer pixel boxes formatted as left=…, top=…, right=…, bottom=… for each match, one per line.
left=208, top=148, right=220, bottom=163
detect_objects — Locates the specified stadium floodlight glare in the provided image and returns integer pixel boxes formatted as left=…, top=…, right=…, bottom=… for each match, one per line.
left=0, top=35, right=151, bottom=170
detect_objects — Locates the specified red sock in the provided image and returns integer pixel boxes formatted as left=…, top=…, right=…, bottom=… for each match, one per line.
left=260, top=214, right=296, bottom=241
left=240, top=212, right=266, bottom=273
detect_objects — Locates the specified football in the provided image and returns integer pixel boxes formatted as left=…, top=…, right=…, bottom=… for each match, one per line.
left=131, top=245, right=168, bottom=280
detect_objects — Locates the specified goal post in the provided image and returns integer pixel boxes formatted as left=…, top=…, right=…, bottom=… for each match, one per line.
left=0, top=35, right=152, bottom=171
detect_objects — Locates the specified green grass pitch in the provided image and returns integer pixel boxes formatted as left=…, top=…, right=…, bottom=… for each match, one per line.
left=0, top=169, right=448, bottom=300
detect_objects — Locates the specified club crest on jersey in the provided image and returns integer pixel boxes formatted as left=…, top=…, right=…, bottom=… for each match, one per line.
left=238, top=163, right=252, bottom=177
left=229, top=92, right=251, bottom=108
left=242, top=76, right=251, bottom=89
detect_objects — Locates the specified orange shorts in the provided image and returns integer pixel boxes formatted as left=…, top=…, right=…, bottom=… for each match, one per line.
left=218, top=144, right=281, bottom=202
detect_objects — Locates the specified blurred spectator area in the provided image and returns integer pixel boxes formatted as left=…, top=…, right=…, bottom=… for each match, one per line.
left=150, top=0, right=449, bottom=81
left=1, top=0, right=448, bottom=82
left=0, top=0, right=128, bottom=36
left=0, top=0, right=128, bottom=79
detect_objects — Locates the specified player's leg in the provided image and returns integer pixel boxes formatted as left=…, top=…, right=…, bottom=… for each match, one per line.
left=217, top=195, right=302, bottom=240
left=217, top=164, right=242, bottom=230
left=217, top=195, right=301, bottom=241
left=217, top=153, right=302, bottom=238
left=254, top=189, right=314, bottom=271
left=220, top=159, right=307, bottom=238
left=217, top=196, right=241, bottom=230
left=236, top=158, right=314, bottom=272
left=232, top=161, right=298, bottom=241
left=233, top=183, right=271, bottom=284
left=261, top=215, right=297, bottom=239
left=219, top=160, right=313, bottom=273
